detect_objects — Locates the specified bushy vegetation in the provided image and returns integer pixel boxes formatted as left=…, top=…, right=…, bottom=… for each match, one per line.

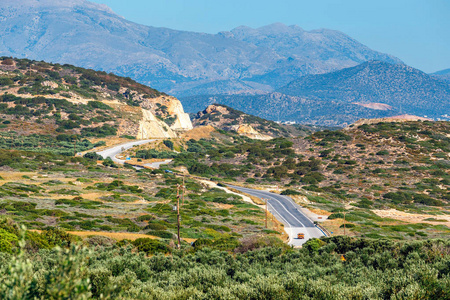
left=0, top=93, right=118, bottom=137
left=0, top=228, right=448, bottom=299
left=0, top=132, right=102, bottom=156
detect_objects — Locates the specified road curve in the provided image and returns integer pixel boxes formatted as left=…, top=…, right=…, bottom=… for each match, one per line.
left=96, top=140, right=155, bottom=164
left=227, top=185, right=325, bottom=246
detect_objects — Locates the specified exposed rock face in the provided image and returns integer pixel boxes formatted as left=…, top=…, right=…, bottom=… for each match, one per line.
left=41, top=81, right=59, bottom=89
left=165, top=98, right=193, bottom=131
left=231, top=124, right=272, bottom=140
left=139, top=96, right=193, bottom=132
left=205, top=105, right=229, bottom=115
left=191, top=104, right=304, bottom=139
left=109, top=100, right=191, bottom=139
left=137, top=109, right=177, bottom=139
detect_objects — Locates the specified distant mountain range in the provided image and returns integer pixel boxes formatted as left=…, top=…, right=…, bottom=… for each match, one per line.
left=182, top=61, right=450, bottom=126
left=0, top=0, right=401, bottom=97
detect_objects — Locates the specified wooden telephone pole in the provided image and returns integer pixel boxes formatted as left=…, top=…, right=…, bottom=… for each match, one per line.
left=343, top=211, right=346, bottom=236
left=176, top=184, right=181, bottom=249
left=72, top=135, right=78, bottom=157
left=264, top=198, right=268, bottom=228
left=182, top=176, right=186, bottom=206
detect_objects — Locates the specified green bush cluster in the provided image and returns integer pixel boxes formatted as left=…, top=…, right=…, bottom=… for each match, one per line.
left=0, top=236, right=448, bottom=299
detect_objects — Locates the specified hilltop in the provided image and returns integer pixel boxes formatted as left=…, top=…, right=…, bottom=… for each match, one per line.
left=0, top=57, right=192, bottom=146
left=192, top=104, right=319, bottom=139
left=0, top=0, right=400, bottom=97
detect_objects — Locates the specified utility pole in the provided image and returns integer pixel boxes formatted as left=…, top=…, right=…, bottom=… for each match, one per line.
left=343, top=211, right=346, bottom=236
left=176, top=184, right=181, bottom=249
left=73, top=135, right=78, bottom=157
left=265, top=198, right=268, bottom=229
left=182, top=176, right=185, bottom=206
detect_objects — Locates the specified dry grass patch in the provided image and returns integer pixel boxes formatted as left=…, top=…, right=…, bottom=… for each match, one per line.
left=68, top=231, right=159, bottom=241
left=181, top=125, right=215, bottom=140
left=213, top=203, right=234, bottom=209
left=373, top=209, right=450, bottom=227
left=322, top=219, right=357, bottom=237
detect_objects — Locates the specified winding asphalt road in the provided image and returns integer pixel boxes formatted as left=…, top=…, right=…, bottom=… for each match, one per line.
left=96, top=140, right=155, bottom=164
left=227, top=185, right=325, bottom=246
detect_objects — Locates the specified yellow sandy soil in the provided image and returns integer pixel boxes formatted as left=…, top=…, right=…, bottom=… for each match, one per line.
left=372, top=209, right=450, bottom=227
left=69, top=231, right=159, bottom=241
left=181, top=125, right=215, bottom=140
left=322, top=219, right=357, bottom=237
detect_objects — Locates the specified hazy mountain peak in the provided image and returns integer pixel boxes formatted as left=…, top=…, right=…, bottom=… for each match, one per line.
left=0, top=0, right=404, bottom=97
left=433, top=68, right=450, bottom=75
left=1, top=0, right=116, bottom=14
left=258, top=22, right=291, bottom=32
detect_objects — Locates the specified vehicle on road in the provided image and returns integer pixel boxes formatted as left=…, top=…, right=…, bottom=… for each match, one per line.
left=297, top=233, right=305, bottom=239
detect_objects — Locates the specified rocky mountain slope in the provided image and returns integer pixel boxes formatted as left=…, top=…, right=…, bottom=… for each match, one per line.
left=279, top=61, right=450, bottom=118
left=0, top=57, right=192, bottom=139
left=182, top=61, right=450, bottom=126
left=0, top=0, right=401, bottom=97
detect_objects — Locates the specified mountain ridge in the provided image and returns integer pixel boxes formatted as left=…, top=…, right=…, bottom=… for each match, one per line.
left=0, top=0, right=402, bottom=97
left=181, top=61, right=450, bottom=126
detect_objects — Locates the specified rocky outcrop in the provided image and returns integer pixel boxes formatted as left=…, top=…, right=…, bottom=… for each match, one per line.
left=231, top=124, right=272, bottom=140
left=165, top=98, right=193, bottom=131
left=140, top=96, right=193, bottom=132
left=191, top=104, right=300, bottom=139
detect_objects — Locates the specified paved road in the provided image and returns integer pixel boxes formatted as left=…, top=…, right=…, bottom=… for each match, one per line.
left=144, top=159, right=173, bottom=169
left=96, top=140, right=154, bottom=164
left=227, top=185, right=325, bottom=246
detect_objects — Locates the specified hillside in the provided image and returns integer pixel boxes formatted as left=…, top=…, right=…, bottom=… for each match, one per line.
left=181, top=91, right=401, bottom=127
left=124, top=120, right=450, bottom=239
left=278, top=61, right=450, bottom=119
left=182, top=61, right=450, bottom=126
left=0, top=57, right=192, bottom=148
left=0, top=0, right=401, bottom=97
left=192, top=104, right=319, bottom=139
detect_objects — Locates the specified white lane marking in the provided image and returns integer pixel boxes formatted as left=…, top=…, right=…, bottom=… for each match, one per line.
left=246, top=187, right=315, bottom=227
left=267, top=201, right=293, bottom=244
left=270, top=198, right=306, bottom=227
left=230, top=185, right=325, bottom=244
left=237, top=187, right=306, bottom=227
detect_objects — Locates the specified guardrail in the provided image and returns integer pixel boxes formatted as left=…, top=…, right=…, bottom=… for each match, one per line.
left=314, top=222, right=331, bottom=237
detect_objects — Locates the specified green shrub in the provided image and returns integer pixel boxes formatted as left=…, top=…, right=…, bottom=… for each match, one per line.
left=144, top=223, right=167, bottom=231
left=132, top=238, right=171, bottom=254
left=163, top=140, right=174, bottom=150
left=147, top=230, right=174, bottom=239
left=327, top=213, right=344, bottom=219
left=41, top=228, right=75, bottom=247
left=0, top=229, right=18, bottom=253
left=280, top=189, right=301, bottom=195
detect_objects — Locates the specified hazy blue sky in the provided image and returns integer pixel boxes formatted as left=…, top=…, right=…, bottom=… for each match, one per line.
left=90, top=0, right=449, bottom=73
